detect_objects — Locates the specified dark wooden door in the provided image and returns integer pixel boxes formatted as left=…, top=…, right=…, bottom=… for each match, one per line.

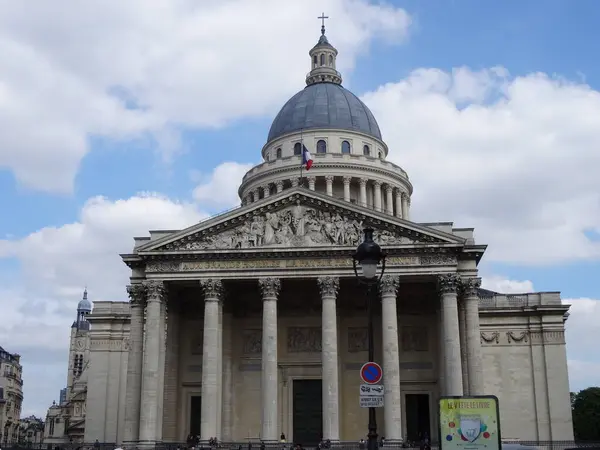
left=293, top=379, right=323, bottom=446
left=189, top=395, right=202, bottom=436
left=405, top=394, right=431, bottom=443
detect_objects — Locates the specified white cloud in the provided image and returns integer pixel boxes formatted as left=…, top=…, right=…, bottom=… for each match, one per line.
left=363, top=67, right=600, bottom=264
left=481, top=276, right=535, bottom=294
left=0, top=0, right=411, bottom=193
left=193, top=161, right=255, bottom=208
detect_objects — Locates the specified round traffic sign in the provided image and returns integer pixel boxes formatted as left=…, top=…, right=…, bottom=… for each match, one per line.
left=360, top=362, right=383, bottom=384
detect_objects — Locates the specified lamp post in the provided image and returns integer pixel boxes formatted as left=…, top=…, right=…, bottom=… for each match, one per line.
left=353, top=227, right=386, bottom=450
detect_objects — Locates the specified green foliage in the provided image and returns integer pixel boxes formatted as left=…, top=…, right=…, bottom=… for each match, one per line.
left=572, top=387, right=600, bottom=441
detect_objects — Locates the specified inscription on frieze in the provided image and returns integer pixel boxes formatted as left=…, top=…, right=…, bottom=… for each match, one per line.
left=401, top=326, right=429, bottom=352
left=242, top=329, right=262, bottom=355
left=347, top=327, right=368, bottom=353
left=287, top=327, right=322, bottom=353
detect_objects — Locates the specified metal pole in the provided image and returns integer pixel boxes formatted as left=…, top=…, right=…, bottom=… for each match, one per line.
left=367, top=284, right=378, bottom=450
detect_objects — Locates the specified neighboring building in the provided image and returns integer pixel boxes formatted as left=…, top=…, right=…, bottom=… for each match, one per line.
left=18, top=415, right=44, bottom=445
left=83, top=23, right=574, bottom=445
left=43, top=290, right=92, bottom=445
left=0, top=346, right=23, bottom=445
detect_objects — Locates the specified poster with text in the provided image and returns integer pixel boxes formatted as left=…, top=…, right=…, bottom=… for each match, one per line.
left=439, top=396, right=501, bottom=450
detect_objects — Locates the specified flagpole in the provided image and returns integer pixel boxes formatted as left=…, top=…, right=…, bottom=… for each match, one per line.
left=299, top=128, right=304, bottom=188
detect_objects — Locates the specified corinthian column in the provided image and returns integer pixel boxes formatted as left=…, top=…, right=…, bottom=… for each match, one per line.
left=395, top=189, right=403, bottom=218
left=374, top=181, right=382, bottom=212
left=139, top=280, right=167, bottom=443
left=401, top=193, right=409, bottom=220
left=325, top=175, right=334, bottom=197
left=343, top=176, right=351, bottom=202
left=438, top=274, right=463, bottom=396
left=359, top=178, right=368, bottom=207
left=318, top=276, right=340, bottom=441
left=259, top=278, right=281, bottom=442
left=308, top=176, right=316, bottom=191
left=458, top=300, right=469, bottom=394
left=380, top=275, right=403, bottom=441
left=385, top=185, right=394, bottom=215
left=123, top=284, right=147, bottom=445
left=199, top=279, right=223, bottom=441
left=462, top=278, right=484, bottom=395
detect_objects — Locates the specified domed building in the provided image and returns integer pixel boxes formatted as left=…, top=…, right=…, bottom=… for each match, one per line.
left=81, top=23, right=574, bottom=446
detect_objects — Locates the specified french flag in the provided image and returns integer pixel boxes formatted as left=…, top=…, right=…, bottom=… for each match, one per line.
left=302, top=145, right=313, bottom=170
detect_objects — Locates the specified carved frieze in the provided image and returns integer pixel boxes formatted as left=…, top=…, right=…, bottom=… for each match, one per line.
left=401, top=326, right=429, bottom=352
left=287, top=327, right=322, bottom=353
left=479, top=329, right=566, bottom=345
left=480, top=331, right=500, bottom=345
left=242, top=330, right=262, bottom=355
left=161, top=204, right=420, bottom=251
left=507, top=331, right=529, bottom=344
left=421, top=255, right=457, bottom=266
left=145, top=262, right=180, bottom=273
left=90, top=338, right=129, bottom=352
left=348, top=327, right=368, bottom=353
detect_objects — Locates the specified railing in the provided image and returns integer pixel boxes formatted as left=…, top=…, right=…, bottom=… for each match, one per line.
left=478, top=293, right=542, bottom=309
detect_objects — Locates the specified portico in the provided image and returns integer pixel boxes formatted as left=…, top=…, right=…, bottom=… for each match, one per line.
left=119, top=190, right=487, bottom=445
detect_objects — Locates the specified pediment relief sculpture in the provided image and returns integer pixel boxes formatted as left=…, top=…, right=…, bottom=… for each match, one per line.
left=163, top=205, right=419, bottom=251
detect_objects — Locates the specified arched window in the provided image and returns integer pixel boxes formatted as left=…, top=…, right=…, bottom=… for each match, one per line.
left=341, top=140, right=351, bottom=154
left=276, top=148, right=282, bottom=159
left=363, top=145, right=370, bottom=156
left=378, top=151, right=383, bottom=159
left=320, top=53, right=325, bottom=66
left=317, top=139, right=327, bottom=154
left=294, top=142, right=302, bottom=155
left=329, top=54, right=333, bottom=66
left=313, top=55, right=317, bottom=67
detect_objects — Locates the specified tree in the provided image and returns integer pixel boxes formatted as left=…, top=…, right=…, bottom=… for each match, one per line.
left=572, top=387, right=600, bottom=441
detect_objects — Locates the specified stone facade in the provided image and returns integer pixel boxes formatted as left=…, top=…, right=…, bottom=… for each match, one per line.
left=0, top=346, right=23, bottom=445
left=81, top=24, right=575, bottom=446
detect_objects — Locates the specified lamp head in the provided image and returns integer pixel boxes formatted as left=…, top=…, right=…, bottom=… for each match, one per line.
left=353, top=227, right=385, bottom=280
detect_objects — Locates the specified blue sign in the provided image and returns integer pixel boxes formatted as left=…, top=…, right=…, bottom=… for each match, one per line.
left=360, top=362, right=383, bottom=384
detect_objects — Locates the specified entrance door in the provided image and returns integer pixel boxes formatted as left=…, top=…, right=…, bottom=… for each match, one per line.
left=292, top=379, right=323, bottom=446
left=189, top=395, right=202, bottom=437
left=405, top=394, right=431, bottom=442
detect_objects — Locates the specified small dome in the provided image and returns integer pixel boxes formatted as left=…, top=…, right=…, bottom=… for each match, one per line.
left=77, top=289, right=92, bottom=312
left=267, top=83, right=382, bottom=143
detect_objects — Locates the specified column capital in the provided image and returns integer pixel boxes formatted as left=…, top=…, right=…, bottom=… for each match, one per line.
left=275, top=180, right=284, bottom=191
left=460, top=277, right=482, bottom=298
left=259, top=278, right=281, bottom=300
left=438, top=273, right=461, bottom=295
left=379, top=275, right=399, bottom=296
left=317, top=276, right=339, bottom=298
left=385, top=184, right=394, bottom=194
left=262, top=184, right=270, bottom=192
left=401, top=191, right=409, bottom=200
left=291, top=178, right=299, bottom=187
left=324, top=175, right=334, bottom=183
left=395, top=187, right=402, bottom=195
left=359, top=177, right=368, bottom=187
left=343, top=176, right=352, bottom=185
left=142, top=280, right=167, bottom=301
left=374, top=180, right=382, bottom=188
left=127, top=284, right=147, bottom=306
left=307, top=175, right=316, bottom=182
left=200, top=279, right=223, bottom=301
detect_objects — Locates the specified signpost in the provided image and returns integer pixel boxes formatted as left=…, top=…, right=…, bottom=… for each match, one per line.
left=360, top=362, right=384, bottom=408
left=360, top=384, right=384, bottom=408
left=360, top=362, right=383, bottom=385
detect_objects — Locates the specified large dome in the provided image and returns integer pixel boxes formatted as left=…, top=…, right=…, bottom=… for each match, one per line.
left=267, top=83, right=382, bottom=143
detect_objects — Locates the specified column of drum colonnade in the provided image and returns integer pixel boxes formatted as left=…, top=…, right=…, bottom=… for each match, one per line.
left=437, top=274, right=484, bottom=397
left=242, top=176, right=411, bottom=220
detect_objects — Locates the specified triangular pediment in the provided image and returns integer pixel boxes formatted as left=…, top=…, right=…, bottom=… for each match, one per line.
left=136, top=188, right=466, bottom=253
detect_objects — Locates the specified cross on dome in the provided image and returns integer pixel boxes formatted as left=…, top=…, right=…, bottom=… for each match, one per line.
left=318, top=12, right=329, bottom=35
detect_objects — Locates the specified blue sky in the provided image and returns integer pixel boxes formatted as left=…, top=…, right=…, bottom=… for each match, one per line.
left=0, top=0, right=599, bottom=417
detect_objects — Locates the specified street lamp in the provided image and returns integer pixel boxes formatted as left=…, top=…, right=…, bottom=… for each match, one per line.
left=353, top=227, right=386, bottom=450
